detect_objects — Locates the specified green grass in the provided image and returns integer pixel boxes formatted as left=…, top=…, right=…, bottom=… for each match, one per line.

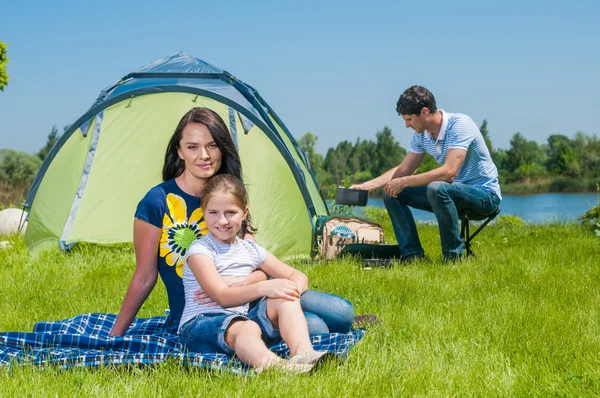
left=1, top=222, right=600, bottom=397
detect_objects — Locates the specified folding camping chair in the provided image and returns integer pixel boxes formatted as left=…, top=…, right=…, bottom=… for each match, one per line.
left=459, top=207, right=501, bottom=256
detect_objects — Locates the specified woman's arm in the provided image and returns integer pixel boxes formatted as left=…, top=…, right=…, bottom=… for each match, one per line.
left=188, top=254, right=301, bottom=308
left=110, top=219, right=160, bottom=336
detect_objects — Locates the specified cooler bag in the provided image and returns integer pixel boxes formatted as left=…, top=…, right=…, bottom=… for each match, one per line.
left=313, top=216, right=399, bottom=259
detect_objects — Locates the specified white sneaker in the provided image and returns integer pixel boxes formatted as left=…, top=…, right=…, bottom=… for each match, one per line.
left=255, top=360, right=314, bottom=374
left=289, top=350, right=332, bottom=365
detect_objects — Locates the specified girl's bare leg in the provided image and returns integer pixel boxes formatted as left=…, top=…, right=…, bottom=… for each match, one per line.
left=225, top=319, right=280, bottom=367
left=266, top=298, right=314, bottom=356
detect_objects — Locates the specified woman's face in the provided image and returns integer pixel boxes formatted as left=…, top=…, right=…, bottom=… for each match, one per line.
left=177, top=123, right=223, bottom=181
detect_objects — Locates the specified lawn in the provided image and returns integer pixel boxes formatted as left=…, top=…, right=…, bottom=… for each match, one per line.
left=1, top=219, right=599, bottom=397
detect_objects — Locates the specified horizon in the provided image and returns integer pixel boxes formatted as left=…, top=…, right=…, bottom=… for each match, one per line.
left=1, top=1, right=598, bottom=156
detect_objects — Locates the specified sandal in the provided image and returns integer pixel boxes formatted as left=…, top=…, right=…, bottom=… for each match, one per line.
left=353, top=314, right=382, bottom=328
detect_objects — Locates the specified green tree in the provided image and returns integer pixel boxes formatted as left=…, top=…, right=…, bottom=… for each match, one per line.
left=323, top=140, right=354, bottom=185
left=415, top=153, right=438, bottom=174
left=571, top=131, right=599, bottom=177
left=479, top=119, right=493, bottom=154
left=504, top=133, right=547, bottom=181
left=0, top=149, right=42, bottom=186
left=37, top=125, right=62, bottom=161
left=298, top=132, right=328, bottom=186
left=350, top=138, right=377, bottom=182
left=491, top=148, right=508, bottom=170
left=373, top=126, right=406, bottom=176
left=321, top=126, right=407, bottom=186
left=0, top=41, right=9, bottom=91
left=298, top=132, right=322, bottom=170
left=546, top=134, right=580, bottom=177
left=505, top=133, right=541, bottom=172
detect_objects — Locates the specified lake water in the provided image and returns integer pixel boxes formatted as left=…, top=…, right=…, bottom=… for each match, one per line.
left=358, top=193, right=599, bottom=223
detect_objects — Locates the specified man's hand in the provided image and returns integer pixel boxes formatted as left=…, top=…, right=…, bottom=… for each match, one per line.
left=349, top=182, right=377, bottom=191
left=384, top=177, right=408, bottom=197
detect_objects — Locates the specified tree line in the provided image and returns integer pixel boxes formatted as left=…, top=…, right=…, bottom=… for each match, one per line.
left=0, top=127, right=62, bottom=206
left=300, top=121, right=600, bottom=195
left=1, top=120, right=599, bottom=207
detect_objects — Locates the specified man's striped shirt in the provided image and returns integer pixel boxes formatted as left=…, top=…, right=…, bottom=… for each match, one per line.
left=409, top=110, right=502, bottom=199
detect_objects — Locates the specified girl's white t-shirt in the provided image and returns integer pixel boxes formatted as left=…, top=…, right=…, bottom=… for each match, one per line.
left=178, top=233, right=266, bottom=332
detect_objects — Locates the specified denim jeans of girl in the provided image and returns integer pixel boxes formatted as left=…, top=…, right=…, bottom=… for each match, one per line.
left=179, top=297, right=279, bottom=354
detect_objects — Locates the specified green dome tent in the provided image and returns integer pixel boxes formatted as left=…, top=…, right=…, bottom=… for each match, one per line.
left=24, top=52, right=328, bottom=260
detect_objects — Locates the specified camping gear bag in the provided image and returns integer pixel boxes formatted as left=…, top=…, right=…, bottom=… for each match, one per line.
left=313, top=216, right=400, bottom=259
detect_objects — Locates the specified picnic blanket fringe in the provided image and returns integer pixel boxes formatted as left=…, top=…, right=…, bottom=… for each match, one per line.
left=0, top=313, right=364, bottom=373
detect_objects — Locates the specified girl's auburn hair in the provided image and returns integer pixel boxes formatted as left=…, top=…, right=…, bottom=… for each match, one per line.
left=201, top=174, right=256, bottom=237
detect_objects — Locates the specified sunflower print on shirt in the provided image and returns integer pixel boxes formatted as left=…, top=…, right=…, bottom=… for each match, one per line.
left=159, top=193, right=207, bottom=277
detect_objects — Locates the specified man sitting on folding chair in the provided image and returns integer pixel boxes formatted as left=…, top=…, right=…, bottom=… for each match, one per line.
left=350, top=85, right=501, bottom=261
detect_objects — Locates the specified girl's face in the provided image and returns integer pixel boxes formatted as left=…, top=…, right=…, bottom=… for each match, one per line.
left=204, top=191, right=247, bottom=244
left=177, top=123, right=223, bottom=182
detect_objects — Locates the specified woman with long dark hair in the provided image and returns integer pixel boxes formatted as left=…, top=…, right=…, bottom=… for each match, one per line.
left=110, top=108, right=354, bottom=337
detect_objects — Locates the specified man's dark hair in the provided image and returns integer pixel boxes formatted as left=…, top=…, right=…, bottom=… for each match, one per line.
left=396, top=85, right=437, bottom=115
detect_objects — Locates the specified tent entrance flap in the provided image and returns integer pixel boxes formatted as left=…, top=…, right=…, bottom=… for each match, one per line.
left=59, top=112, right=104, bottom=249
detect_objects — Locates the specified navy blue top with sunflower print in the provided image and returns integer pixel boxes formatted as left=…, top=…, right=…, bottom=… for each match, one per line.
left=135, top=179, right=208, bottom=332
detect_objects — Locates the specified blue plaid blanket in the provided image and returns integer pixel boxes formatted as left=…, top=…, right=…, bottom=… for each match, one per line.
left=0, top=313, right=364, bottom=373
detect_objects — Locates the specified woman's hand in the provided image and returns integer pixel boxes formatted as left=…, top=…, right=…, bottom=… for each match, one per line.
left=193, top=276, right=249, bottom=306
left=259, top=279, right=300, bottom=301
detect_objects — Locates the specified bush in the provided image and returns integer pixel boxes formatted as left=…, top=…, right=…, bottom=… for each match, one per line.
left=495, top=214, right=526, bottom=227
left=580, top=204, right=600, bottom=226
left=0, top=181, right=29, bottom=208
left=328, top=202, right=355, bottom=217
left=579, top=183, right=600, bottom=239
left=0, top=149, right=41, bottom=187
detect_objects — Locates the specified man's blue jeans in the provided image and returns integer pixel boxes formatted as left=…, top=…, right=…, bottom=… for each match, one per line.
left=383, top=181, right=501, bottom=259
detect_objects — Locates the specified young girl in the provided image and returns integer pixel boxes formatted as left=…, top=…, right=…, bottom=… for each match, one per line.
left=178, top=174, right=329, bottom=373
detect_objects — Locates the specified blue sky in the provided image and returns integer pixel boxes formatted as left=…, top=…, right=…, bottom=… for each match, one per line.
left=1, top=0, right=598, bottom=156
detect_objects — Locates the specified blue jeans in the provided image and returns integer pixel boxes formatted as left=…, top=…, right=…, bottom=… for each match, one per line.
left=300, top=290, right=355, bottom=335
left=179, top=297, right=280, bottom=355
left=383, top=181, right=501, bottom=259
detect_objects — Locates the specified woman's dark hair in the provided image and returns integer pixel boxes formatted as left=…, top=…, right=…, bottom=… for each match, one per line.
left=396, top=85, right=437, bottom=116
left=201, top=174, right=255, bottom=238
left=163, top=107, right=255, bottom=235
left=162, top=107, right=242, bottom=182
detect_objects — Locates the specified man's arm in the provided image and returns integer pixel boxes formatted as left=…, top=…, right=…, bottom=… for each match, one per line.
left=350, top=152, right=425, bottom=191
left=384, top=148, right=467, bottom=197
